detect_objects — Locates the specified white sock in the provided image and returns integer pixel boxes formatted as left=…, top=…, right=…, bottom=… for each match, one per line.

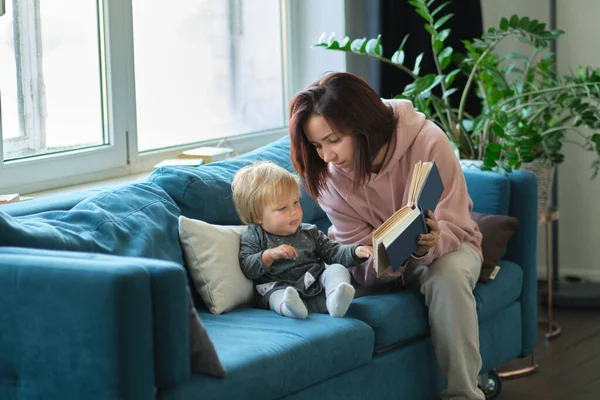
left=269, top=287, right=308, bottom=319
left=326, top=282, right=355, bottom=318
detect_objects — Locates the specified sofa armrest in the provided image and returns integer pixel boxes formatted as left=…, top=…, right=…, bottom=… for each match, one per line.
left=0, top=247, right=155, bottom=399
left=0, top=247, right=191, bottom=399
left=504, top=170, right=539, bottom=356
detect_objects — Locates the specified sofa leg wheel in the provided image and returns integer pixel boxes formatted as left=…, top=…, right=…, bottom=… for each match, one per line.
left=478, top=370, right=502, bottom=400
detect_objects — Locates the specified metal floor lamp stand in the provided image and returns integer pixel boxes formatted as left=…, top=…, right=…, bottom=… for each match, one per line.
left=538, top=211, right=562, bottom=340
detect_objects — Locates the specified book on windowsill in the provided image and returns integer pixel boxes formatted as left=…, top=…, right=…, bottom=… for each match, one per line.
left=372, top=160, right=444, bottom=277
left=0, top=193, right=34, bottom=205
left=154, top=159, right=205, bottom=168
left=177, top=146, right=235, bottom=163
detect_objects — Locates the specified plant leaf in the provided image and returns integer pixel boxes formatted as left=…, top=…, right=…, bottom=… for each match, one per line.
left=391, top=50, right=405, bottom=65
left=338, top=36, right=351, bottom=51
left=517, top=36, right=534, bottom=46
left=504, top=150, right=519, bottom=160
left=488, top=143, right=502, bottom=153
left=442, top=87, right=458, bottom=99
left=413, top=52, right=424, bottom=75
left=399, top=34, right=410, bottom=51
left=434, top=13, right=454, bottom=30
left=415, top=8, right=433, bottom=23
left=591, top=133, right=600, bottom=151
left=317, top=32, right=327, bottom=45
left=365, top=35, right=383, bottom=56
left=350, top=37, right=367, bottom=53
left=509, top=15, right=519, bottom=28
left=326, top=37, right=340, bottom=50
left=436, top=29, right=451, bottom=43
left=484, top=150, right=500, bottom=161
left=473, top=39, right=489, bottom=49
left=492, top=122, right=506, bottom=138
left=500, top=17, right=508, bottom=31
left=444, top=69, right=460, bottom=86
left=438, top=47, right=453, bottom=70
left=424, top=23, right=436, bottom=36
left=483, top=158, right=497, bottom=169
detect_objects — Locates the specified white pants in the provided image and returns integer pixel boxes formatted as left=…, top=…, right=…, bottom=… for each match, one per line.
left=269, top=264, right=351, bottom=314
left=404, top=244, right=485, bottom=400
left=320, top=263, right=351, bottom=295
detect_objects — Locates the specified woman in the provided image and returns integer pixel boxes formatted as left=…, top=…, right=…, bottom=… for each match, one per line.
left=289, top=72, right=485, bottom=400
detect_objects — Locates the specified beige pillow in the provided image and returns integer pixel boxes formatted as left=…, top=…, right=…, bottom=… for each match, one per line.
left=178, top=216, right=254, bottom=314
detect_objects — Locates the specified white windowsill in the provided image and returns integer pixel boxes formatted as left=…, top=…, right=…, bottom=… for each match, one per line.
left=23, top=171, right=152, bottom=200
left=17, top=128, right=288, bottom=201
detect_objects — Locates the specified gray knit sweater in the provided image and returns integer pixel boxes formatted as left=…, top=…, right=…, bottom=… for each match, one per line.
left=239, top=223, right=364, bottom=307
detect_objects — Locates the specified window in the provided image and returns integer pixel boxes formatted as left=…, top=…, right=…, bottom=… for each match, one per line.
left=0, top=0, right=106, bottom=160
left=131, top=0, right=285, bottom=152
left=0, top=0, right=344, bottom=195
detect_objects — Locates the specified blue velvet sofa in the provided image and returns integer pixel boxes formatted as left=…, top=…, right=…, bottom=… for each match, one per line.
left=0, top=136, right=537, bottom=400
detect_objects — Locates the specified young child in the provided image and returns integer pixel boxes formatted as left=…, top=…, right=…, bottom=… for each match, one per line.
left=231, top=161, right=374, bottom=319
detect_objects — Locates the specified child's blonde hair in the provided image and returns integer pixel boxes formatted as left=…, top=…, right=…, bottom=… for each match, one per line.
left=232, top=161, right=301, bottom=224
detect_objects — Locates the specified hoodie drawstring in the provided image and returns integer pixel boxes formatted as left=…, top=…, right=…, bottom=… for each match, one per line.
left=388, top=174, right=397, bottom=211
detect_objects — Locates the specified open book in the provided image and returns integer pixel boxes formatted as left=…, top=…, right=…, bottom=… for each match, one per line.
left=372, top=161, right=444, bottom=277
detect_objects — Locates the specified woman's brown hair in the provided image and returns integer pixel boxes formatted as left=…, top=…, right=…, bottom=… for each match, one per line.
left=289, top=72, right=397, bottom=199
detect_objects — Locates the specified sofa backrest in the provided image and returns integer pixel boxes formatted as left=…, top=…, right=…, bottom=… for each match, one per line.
left=148, top=136, right=327, bottom=225
left=463, top=169, right=511, bottom=216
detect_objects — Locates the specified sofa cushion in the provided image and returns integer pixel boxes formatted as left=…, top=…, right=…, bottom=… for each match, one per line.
left=178, top=216, right=254, bottom=314
left=346, top=260, right=523, bottom=351
left=148, top=136, right=327, bottom=225
left=474, top=260, right=524, bottom=321
left=158, top=308, right=374, bottom=400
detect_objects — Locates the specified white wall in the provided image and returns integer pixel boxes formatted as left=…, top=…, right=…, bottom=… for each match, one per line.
left=287, top=0, right=346, bottom=101
left=482, top=0, right=600, bottom=282
left=555, top=0, right=600, bottom=281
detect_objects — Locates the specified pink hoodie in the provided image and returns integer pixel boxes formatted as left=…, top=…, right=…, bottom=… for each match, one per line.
left=318, top=99, right=483, bottom=287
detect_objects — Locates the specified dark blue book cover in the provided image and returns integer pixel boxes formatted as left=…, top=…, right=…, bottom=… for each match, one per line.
left=417, top=162, right=444, bottom=214
left=384, top=214, right=428, bottom=271
left=382, top=162, right=444, bottom=271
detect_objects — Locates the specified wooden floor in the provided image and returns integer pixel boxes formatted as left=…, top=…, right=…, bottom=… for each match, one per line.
left=497, top=300, right=600, bottom=399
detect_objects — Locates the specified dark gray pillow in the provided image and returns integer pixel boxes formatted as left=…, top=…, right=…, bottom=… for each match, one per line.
left=471, top=212, right=519, bottom=283
left=187, top=290, right=226, bottom=377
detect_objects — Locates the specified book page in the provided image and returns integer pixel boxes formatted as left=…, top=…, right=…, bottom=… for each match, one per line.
left=372, top=206, right=412, bottom=242
left=371, top=160, right=436, bottom=277
left=373, top=241, right=392, bottom=277
left=413, top=162, right=432, bottom=205
left=407, top=161, right=421, bottom=207
left=381, top=208, right=421, bottom=248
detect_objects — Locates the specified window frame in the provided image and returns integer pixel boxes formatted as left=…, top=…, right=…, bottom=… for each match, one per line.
left=0, top=0, right=346, bottom=195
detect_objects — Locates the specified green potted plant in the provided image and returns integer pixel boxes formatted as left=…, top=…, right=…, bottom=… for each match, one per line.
left=314, top=0, right=600, bottom=213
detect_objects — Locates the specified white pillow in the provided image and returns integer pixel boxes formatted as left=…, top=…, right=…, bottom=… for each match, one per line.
left=178, top=216, right=254, bottom=314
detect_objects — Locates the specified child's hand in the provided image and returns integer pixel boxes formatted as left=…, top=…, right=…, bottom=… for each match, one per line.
left=271, top=244, right=298, bottom=260
left=355, top=245, right=374, bottom=259
left=262, top=245, right=298, bottom=267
